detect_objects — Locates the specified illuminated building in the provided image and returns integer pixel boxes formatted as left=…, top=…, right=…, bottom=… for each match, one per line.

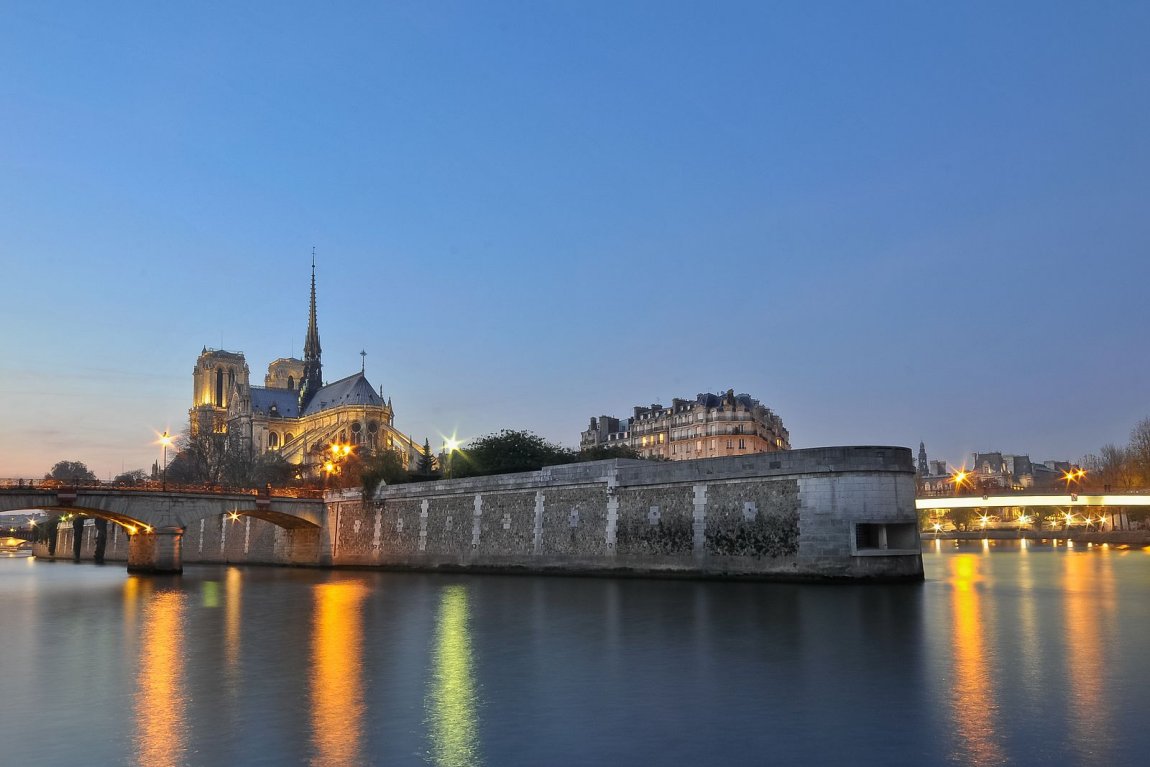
left=188, top=261, right=420, bottom=475
left=580, top=390, right=790, bottom=460
left=916, top=445, right=1076, bottom=495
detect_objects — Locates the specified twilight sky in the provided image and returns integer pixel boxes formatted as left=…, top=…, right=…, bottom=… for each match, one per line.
left=2, top=2, right=1149, bottom=479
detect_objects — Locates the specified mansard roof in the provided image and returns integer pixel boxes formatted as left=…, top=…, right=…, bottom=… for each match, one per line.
left=301, top=372, right=384, bottom=416
left=250, top=387, right=301, bottom=418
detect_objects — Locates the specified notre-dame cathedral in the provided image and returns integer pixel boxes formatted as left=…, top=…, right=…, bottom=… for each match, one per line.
left=188, top=262, right=420, bottom=475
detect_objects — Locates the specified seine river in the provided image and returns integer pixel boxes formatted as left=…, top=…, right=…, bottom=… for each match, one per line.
left=2, top=541, right=1149, bottom=766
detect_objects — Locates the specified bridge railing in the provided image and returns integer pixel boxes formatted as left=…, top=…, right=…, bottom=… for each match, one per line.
left=916, top=486, right=1150, bottom=500
left=0, top=478, right=324, bottom=499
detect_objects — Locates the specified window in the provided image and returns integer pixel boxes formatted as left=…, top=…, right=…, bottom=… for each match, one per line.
left=727, top=439, right=733, bottom=449
left=287, top=376, right=295, bottom=390
left=269, top=432, right=279, bottom=448
left=854, top=523, right=918, bottom=554
left=739, top=439, right=746, bottom=449
left=696, top=440, right=702, bottom=452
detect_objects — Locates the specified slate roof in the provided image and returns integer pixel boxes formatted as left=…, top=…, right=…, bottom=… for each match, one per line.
left=250, top=387, right=301, bottom=419
left=301, top=373, right=383, bottom=416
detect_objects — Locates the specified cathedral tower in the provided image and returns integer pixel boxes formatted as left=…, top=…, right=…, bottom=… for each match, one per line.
left=190, top=348, right=250, bottom=435
left=298, top=258, right=324, bottom=411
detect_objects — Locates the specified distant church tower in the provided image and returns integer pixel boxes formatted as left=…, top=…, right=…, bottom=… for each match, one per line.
left=918, top=442, right=929, bottom=476
left=298, top=257, right=324, bottom=412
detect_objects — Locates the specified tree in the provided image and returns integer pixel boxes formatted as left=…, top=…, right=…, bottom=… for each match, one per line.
left=450, top=430, right=574, bottom=478
left=250, top=452, right=297, bottom=488
left=415, top=439, right=437, bottom=479
left=165, top=427, right=229, bottom=485
left=45, top=460, right=98, bottom=484
left=576, top=444, right=641, bottom=461
left=1098, top=443, right=1138, bottom=491
left=113, top=469, right=149, bottom=486
left=1129, top=418, right=1150, bottom=487
left=356, top=450, right=410, bottom=497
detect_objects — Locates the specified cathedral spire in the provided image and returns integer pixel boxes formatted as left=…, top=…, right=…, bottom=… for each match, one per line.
left=299, top=252, right=324, bottom=411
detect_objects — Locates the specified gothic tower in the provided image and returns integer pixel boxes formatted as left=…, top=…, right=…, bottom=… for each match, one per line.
left=298, top=259, right=324, bottom=411
left=918, top=441, right=929, bottom=476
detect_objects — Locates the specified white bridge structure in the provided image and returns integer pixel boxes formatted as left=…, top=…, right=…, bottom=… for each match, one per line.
left=916, top=493, right=1150, bottom=511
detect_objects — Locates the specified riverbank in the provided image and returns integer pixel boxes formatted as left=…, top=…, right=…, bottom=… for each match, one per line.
left=924, top=529, right=1150, bottom=545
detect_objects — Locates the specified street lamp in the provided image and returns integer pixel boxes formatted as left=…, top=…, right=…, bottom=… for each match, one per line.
left=1062, top=468, right=1086, bottom=493
left=443, top=436, right=461, bottom=478
left=160, top=431, right=172, bottom=491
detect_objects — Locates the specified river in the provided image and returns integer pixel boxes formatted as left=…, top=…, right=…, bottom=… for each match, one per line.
left=1, top=540, right=1148, bottom=766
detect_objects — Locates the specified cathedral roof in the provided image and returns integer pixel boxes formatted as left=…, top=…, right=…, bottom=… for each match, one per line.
left=301, top=372, right=384, bottom=416
left=250, top=387, right=301, bottom=418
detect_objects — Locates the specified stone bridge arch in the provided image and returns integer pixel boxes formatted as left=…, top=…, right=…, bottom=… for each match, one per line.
left=0, top=488, right=325, bottom=574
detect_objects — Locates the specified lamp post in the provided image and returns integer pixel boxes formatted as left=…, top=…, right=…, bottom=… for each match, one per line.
left=160, top=431, right=172, bottom=491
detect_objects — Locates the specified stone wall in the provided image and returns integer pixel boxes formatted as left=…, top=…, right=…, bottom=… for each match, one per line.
left=328, top=446, right=922, bottom=580
left=51, top=446, right=923, bottom=581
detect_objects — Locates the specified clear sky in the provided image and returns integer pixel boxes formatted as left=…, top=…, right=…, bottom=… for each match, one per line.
left=2, top=2, right=1148, bottom=479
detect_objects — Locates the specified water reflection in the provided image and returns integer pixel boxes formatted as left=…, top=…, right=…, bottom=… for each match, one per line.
left=1063, top=549, right=1116, bottom=765
left=426, top=585, right=482, bottom=767
left=225, top=567, right=242, bottom=673
left=310, top=581, right=368, bottom=767
left=133, top=589, right=188, bottom=767
left=947, top=554, right=1003, bottom=766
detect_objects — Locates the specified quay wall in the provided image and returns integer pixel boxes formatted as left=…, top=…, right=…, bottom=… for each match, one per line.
left=48, top=446, right=924, bottom=581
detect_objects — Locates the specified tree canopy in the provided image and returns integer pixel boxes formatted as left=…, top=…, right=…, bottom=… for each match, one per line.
left=112, top=469, right=149, bottom=486
left=448, top=430, right=573, bottom=478
left=45, top=460, right=98, bottom=484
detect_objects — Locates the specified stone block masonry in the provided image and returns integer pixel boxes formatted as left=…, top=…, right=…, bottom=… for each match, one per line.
left=336, top=446, right=923, bottom=581
left=52, top=446, right=923, bottom=581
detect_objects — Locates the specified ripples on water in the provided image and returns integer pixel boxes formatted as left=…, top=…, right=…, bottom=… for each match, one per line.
left=2, top=542, right=1149, bottom=766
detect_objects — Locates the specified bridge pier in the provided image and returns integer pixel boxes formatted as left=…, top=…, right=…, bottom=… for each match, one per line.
left=127, top=526, right=184, bottom=575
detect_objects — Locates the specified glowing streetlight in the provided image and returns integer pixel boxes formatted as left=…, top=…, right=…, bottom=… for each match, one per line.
left=159, top=431, right=173, bottom=491
left=950, top=469, right=971, bottom=495
left=1063, top=468, right=1087, bottom=492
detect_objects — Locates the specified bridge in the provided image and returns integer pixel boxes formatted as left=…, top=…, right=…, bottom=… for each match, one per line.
left=916, top=493, right=1150, bottom=511
left=0, top=485, right=325, bottom=573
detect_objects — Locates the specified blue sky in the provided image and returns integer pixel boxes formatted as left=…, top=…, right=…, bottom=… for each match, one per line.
left=2, top=2, right=1149, bottom=479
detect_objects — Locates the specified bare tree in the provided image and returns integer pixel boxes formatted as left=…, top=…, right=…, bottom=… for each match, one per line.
left=1128, top=418, right=1150, bottom=487
left=1098, top=443, right=1138, bottom=491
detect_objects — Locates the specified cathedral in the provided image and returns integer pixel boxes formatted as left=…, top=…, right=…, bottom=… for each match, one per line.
left=188, top=262, right=420, bottom=476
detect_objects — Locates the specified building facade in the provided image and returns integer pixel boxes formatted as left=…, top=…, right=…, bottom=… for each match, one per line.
left=580, top=390, right=790, bottom=461
left=916, top=444, right=1075, bottom=496
left=189, top=263, right=419, bottom=476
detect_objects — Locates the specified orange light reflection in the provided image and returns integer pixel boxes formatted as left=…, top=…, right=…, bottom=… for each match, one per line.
left=1063, top=548, right=1116, bottom=765
left=133, top=590, right=188, bottom=767
left=947, top=554, right=1003, bottom=765
left=310, top=581, right=368, bottom=767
